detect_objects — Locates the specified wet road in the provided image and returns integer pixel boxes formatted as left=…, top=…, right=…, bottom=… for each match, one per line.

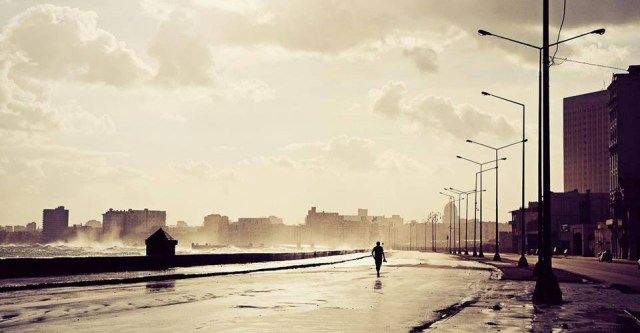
left=551, top=256, right=640, bottom=293
left=0, top=252, right=497, bottom=332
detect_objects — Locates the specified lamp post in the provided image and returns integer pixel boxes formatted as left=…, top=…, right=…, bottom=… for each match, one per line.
left=439, top=192, right=455, bottom=253
left=478, top=24, right=604, bottom=303
left=466, top=139, right=525, bottom=261
left=476, top=167, right=496, bottom=257
left=451, top=187, right=486, bottom=255
left=445, top=188, right=465, bottom=254
left=482, top=91, right=529, bottom=268
left=457, top=156, right=504, bottom=257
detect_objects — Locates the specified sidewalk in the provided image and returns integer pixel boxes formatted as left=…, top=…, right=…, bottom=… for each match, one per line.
left=428, top=253, right=640, bottom=332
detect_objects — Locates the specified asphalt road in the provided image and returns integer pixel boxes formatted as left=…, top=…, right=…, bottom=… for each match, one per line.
left=551, top=255, right=640, bottom=293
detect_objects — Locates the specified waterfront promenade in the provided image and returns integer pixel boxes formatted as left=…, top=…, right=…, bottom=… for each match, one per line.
left=1, top=251, right=639, bottom=332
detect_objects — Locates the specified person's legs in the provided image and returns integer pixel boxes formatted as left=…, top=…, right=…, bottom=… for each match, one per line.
left=375, top=260, right=382, bottom=277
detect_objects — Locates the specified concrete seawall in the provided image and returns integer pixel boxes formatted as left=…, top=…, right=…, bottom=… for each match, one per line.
left=0, top=249, right=367, bottom=279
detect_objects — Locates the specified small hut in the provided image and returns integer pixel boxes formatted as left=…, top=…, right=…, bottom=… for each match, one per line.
left=145, top=228, right=178, bottom=256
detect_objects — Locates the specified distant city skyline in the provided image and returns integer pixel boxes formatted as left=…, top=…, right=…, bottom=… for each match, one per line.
left=1, top=1, right=639, bottom=226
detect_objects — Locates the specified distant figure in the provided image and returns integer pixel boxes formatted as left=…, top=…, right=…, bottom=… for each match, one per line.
left=371, top=241, right=387, bottom=277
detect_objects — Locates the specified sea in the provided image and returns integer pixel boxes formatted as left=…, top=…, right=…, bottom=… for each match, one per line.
left=0, top=243, right=324, bottom=258
left=0, top=243, right=362, bottom=290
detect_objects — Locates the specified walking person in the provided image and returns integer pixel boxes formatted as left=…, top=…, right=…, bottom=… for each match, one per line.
left=371, top=241, right=387, bottom=277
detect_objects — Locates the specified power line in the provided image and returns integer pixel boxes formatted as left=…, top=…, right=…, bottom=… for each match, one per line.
left=551, top=0, right=567, bottom=66
left=553, top=57, right=628, bottom=72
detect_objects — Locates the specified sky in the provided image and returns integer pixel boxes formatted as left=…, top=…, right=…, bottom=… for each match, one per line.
left=1, top=0, right=638, bottom=227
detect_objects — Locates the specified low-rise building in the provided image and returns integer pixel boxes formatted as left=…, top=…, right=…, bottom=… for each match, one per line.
left=510, top=190, right=609, bottom=256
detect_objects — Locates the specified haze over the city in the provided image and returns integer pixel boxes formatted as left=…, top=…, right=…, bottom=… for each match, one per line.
left=1, top=0, right=639, bottom=226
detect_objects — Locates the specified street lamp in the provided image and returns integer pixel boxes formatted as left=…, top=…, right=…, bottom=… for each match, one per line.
left=467, top=139, right=526, bottom=261
left=478, top=24, right=605, bottom=303
left=457, top=156, right=504, bottom=257
left=444, top=188, right=465, bottom=254
left=482, top=91, right=529, bottom=268
left=451, top=187, right=486, bottom=255
left=439, top=192, right=455, bottom=253
left=475, top=166, right=497, bottom=258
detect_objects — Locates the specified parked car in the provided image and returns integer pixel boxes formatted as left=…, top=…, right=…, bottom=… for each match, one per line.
left=598, top=250, right=613, bottom=263
left=637, top=259, right=640, bottom=269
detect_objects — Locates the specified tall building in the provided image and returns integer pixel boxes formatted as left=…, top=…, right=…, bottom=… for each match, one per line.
left=102, top=208, right=166, bottom=240
left=42, top=206, right=69, bottom=242
left=563, top=90, right=610, bottom=193
left=203, top=213, right=230, bottom=244
left=608, top=65, right=640, bottom=259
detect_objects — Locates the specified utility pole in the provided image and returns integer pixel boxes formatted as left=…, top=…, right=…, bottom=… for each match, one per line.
left=533, top=0, right=563, bottom=304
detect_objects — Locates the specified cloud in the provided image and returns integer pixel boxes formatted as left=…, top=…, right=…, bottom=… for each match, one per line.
left=0, top=144, right=144, bottom=195
left=0, top=5, right=154, bottom=136
left=0, top=55, right=60, bottom=132
left=246, top=135, right=422, bottom=173
left=369, top=81, right=407, bottom=118
left=282, top=135, right=376, bottom=172
left=225, top=78, right=275, bottom=102
left=203, top=0, right=639, bottom=68
left=1, top=4, right=151, bottom=86
left=374, top=150, right=423, bottom=172
left=403, top=47, right=438, bottom=73
left=171, top=161, right=240, bottom=182
left=0, top=54, right=117, bottom=135
left=59, top=105, right=116, bottom=135
left=370, top=81, right=518, bottom=140
left=148, top=10, right=214, bottom=87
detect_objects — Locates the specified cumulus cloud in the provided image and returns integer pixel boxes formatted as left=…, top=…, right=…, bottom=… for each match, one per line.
left=0, top=5, right=157, bottom=136
left=148, top=10, right=214, bottom=87
left=1, top=4, right=151, bottom=86
left=0, top=54, right=117, bottom=135
left=0, top=55, right=60, bottom=132
left=369, top=81, right=407, bottom=118
left=370, top=81, right=518, bottom=140
left=403, top=47, right=438, bottom=73
left=171, top=161, right=240, bottom=182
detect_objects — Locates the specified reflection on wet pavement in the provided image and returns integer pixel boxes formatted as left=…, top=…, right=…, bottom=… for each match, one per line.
left=145, top=280, right=176, bottom=293
left=374, top=279, right=382, bottom=290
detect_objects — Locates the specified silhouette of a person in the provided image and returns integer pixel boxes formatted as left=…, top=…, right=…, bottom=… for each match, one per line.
left=371, top=241, right=387, bottom=277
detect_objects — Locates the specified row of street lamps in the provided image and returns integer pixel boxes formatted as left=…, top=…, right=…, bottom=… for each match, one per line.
left=438, top=3, right=605, bottom=304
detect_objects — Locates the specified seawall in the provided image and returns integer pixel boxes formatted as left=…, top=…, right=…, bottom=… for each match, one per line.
left=0, top=249, right=367, bottom=279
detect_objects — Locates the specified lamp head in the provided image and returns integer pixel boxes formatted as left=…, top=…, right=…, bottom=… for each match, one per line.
left=591, top=28, right=605, bottom=35
left=478, top=29, right=492, bottom=36
left=466, top=139, right=473, bottom=143
left=481, top=91, right=490, bottom=96
left=456, top=155, right=462, bottom=159
left=500, top=157, right=507, bottom=161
